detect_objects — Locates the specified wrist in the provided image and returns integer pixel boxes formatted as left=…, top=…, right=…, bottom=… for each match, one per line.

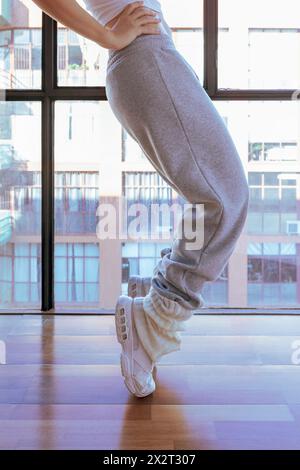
left=103, top=27, right=117, bottom=49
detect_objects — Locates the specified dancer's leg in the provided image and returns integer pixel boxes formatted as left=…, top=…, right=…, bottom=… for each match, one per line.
left=106, top=28, right=249, bottom=363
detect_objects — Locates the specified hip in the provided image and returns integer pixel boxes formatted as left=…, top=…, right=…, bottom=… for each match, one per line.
left=105, top=29, right=204, bottom=128
left=106, top=10, right=175, bottom=71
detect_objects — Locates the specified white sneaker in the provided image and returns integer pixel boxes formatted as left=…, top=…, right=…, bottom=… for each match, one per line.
left=128, top=247, right=171, bottom=298
left=115, top=295, right=156, bottom=398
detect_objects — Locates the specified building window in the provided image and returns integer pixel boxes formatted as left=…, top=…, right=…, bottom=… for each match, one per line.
left=122, top=242, right=228, bottom=307
left=123, top=172, right=174, bottom=203
left=12, top=28, right=42, bottom=88
left=249, top=142, right=297, bottom=163
left=248, top=172, right=299, bottom=235
left=55, top=243, right=100, bottom=305
left=248, top=242, right=298, bottom=305
left=122, top=242, right=171, bottom=294
left=0, top=100, right=41, bottom=309
left=55, top=171, right=100, bottom=234
left=218, top=0, right=300, bottom=89
left=201, top=265, right=228, bottom=307
left=0, top=243, right=41, bottom=306
left=122, top=171, right=183, bottom=239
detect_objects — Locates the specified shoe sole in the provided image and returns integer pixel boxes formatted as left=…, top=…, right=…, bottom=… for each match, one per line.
left=115, top=295, right=155, bottom=398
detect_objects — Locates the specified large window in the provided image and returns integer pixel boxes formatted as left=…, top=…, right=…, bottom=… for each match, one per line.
left=56, top=0, right=204, bottom=86
left=248, top=171, right=299, bottom=235
left=57, top=21, right=109, bottom=87
left=0, top=101, right=41, bottom=309
left=0, top=1, right=42, bottom=89
left=54, top=100, right=108, bottom=307
left=218, top=0, right=300, bottom=89
left=1, top=0, right=299, bottom=312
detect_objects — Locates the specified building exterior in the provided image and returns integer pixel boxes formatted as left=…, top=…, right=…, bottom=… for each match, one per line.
left=0, top=0, right=299, bottom=310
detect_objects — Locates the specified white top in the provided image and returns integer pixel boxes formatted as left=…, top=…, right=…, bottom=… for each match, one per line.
left=82, top=0, right=162, bottom=26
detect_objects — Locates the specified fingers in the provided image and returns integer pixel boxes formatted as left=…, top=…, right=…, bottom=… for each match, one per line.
left=139, top=24, right=162, bottom=35
left=137, top=18, right=161, bottom=28
left=123, top=2, right=161, bottom=36
left=126, top=1, right=145, bottom=14
left=138, top=20, right=160, bottom=31
left=131, top=7, right=157, bottom=21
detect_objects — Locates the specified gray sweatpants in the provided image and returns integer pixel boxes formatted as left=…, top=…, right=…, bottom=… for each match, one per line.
left=105, top=10, right=249, bottom=361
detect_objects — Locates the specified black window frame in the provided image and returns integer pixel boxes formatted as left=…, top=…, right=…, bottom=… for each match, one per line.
left=3, top=0, right=298, bottom=311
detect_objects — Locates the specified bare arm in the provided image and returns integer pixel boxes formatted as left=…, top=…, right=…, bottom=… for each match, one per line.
left=32, top=0, right=162, bottom=50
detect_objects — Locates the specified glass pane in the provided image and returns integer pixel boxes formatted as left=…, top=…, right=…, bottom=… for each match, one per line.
left=57, top=0, right=109, bottom=86
left=54, top=37, right=298, bottom=311
left=58, top=0, right=203, bottom=87
left=218, top=0, right=300, bottom=89
left=214, top=100, right=300, bottom=308
left=161, top=0, right=204, bottom=85
left=0, top=101, right=41, bottom=309
left=202, top=270, right=228, bottom=306
left=54, top=100, right=115, bottom=308
left=0, top=0, right=42, bottom=89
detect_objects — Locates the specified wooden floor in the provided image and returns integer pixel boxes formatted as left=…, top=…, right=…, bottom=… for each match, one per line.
left=0, top=314, right=300, bottom=450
